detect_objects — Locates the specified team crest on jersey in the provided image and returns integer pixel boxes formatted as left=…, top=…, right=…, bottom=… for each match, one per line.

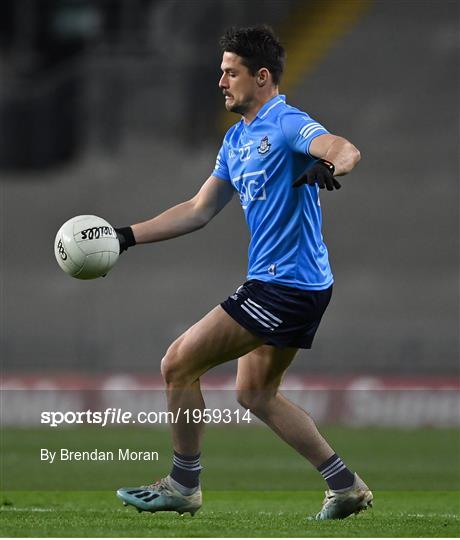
left=257, top=136, right=271, bottom=154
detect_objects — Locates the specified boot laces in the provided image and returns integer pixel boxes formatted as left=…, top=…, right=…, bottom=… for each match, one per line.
left=143, top=477, right=170, bottom=492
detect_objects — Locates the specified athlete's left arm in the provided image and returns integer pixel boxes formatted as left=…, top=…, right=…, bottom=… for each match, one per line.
left=309, top=134, right=361, bottom=176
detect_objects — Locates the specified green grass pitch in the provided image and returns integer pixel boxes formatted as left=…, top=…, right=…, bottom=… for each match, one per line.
left=1, top=426, right=459, bottom=537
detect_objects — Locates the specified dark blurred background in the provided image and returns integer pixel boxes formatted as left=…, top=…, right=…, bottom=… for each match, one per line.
left=1, top=0, right=458, bottom=377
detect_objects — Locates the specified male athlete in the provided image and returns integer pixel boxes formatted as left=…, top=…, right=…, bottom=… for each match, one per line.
left=115, top=26, right=373, bottom=520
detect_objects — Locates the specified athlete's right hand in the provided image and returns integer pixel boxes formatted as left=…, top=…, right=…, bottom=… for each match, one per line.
left=115, top=226, right=136, bottom=254
left=293, top=159, right=341, bottom=191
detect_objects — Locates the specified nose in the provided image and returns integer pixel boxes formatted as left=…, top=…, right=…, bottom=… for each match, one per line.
left=219, top=73, right=228, bottom=89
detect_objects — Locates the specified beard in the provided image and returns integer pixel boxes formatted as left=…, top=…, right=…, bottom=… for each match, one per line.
left=225, top=96, right=249, bottom=116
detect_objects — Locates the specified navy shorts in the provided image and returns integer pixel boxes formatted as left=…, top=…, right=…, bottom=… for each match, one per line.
left=220, top=279, right=332, bottom=349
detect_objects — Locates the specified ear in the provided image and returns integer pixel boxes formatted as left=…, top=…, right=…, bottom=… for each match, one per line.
left=256, top=68, right=270, bottom=87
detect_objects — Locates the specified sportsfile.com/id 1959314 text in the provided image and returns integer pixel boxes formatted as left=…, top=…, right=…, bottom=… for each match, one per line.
left=40, top=408, right=252, bottom=427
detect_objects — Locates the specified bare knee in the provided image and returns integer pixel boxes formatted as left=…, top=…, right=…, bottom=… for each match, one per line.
left=236, top=388, right=275, bottom=416
left=161, top=338, right=192, bottom=387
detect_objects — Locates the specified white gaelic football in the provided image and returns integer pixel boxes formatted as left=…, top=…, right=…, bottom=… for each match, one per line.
left=54, top=215, right=119, bottom=279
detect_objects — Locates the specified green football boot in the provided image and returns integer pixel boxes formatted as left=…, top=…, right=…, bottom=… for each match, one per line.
left=117, top=476, right=202, bottom=515
left=315, top=473, right=373, bottom=520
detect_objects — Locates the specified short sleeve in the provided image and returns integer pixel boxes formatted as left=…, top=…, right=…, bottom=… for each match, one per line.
left=212, top=144, right=230, bottom=181
left=280, top=111, right=329, bottom=157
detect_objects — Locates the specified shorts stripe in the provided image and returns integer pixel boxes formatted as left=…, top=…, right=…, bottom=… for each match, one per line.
left=246, top=297, right=283, bottom=324
left=220, top=279, right=333, bottom=349
left=241, top=304, right=274, bottom=329
left=243, top=300, right=280, bottom=328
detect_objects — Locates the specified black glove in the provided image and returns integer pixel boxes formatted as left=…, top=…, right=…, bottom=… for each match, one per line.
left=293, top=159, right=341, bottom=191
left=115, top=226, right=136, bottom=254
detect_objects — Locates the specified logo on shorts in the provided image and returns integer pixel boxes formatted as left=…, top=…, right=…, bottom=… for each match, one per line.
left=230, top=285, right=244, bottom=300
left=257, top=136, right=271, bottom=154
left=268, top=264, right=277, bottom=276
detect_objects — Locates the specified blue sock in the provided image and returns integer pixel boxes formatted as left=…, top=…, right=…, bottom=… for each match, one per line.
left=317, top=454, right=355, bottom=491
left=170, top=451, right=202, bottom=489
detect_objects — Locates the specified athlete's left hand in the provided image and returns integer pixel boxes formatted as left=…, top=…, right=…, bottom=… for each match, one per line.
left=292, top=159, right=341, bottom=191
left=115, top=226, right=136, bottom=254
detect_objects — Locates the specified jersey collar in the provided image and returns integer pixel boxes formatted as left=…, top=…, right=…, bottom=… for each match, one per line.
left=256, top=94, right=286, bottom=120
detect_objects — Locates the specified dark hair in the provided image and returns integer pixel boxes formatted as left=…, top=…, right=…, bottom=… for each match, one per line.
left=219, top=25, right=285, bottom=85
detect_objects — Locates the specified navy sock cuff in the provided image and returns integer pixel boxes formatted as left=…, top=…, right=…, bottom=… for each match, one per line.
left=317, top=453, right=355, bottom=491
left=171, top=451, right=202, bottom=489
left=317, top=453, right=339, bottom=472
left=174, top=450, right=201, bottom=461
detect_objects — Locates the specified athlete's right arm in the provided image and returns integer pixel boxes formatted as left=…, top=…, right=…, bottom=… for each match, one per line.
left=116, top=175, right=234, bottom=251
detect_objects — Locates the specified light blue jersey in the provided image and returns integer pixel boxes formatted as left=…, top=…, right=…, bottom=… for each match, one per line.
left=213, top=95, right=333, bottom=290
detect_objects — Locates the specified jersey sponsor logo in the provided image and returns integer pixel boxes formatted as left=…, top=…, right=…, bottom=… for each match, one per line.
left=231, top=170, right=268, bottom=209
left=257, top=136, right=271, bottom=154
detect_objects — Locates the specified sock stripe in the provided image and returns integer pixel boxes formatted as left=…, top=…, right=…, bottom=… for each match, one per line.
left=317, top=453, right=355, bottom=491
left=321, top=461, right=344, bottom=477
left=173, top=464, right=202, bottom=472
left=173, top=457, right=201, bottom=467
left=319, top=457, right=341, bottom=475
left=173, top=463, right=202, bottom=471
left=174, top=451, right=200, bottom=459
left=171, top=452, right=202, bottom=489
left=323, top=464, right=347, bottom=480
